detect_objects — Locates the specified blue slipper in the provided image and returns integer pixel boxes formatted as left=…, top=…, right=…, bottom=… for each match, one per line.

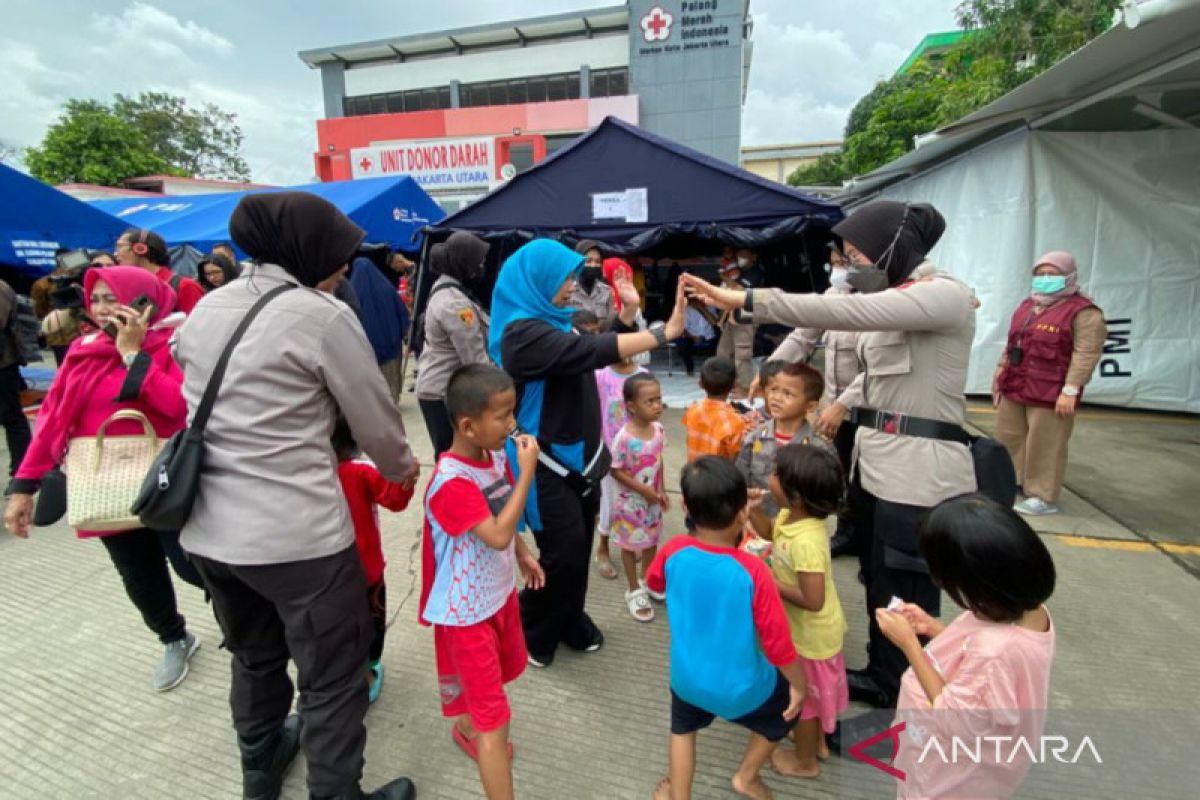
left=368, top=662, right=384, bottom=704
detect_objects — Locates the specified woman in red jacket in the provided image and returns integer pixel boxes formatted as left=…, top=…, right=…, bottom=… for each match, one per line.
left=4, top=266, right=205, bottom=691
left=993, top=251, right=1107, bottom=516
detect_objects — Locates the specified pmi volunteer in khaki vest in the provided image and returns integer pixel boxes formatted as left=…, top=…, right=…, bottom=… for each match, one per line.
left=993, top=251, right=1106, bottom=517
left=681, top=201, right=977, bottom=721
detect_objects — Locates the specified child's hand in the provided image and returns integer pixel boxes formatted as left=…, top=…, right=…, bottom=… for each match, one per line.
left=897, top=602, right=939, bottom=637
left=746, top=488, right=766, bottom=511
left=783, top=684, right=803, bottom=721
left=875, top=608, right=919, bottom=652
left=658, top=491, right=671, bottom=511
left=513, top=434, right=540, bottom=473
left=518, top=551, right=545, bottom=590
left=641, top=486, right=661, bottom=506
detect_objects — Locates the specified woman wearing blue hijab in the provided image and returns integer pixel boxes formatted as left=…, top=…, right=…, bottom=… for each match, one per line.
left=491, top=239, right=687, bottom=668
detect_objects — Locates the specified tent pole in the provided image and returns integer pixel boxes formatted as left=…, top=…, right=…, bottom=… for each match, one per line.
left=399, top=232, right=433, bottom=399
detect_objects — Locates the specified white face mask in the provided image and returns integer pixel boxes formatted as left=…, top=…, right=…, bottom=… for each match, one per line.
left=829, top=268, right=851, bottom=291
left=736, top=256, right=751, bottom=269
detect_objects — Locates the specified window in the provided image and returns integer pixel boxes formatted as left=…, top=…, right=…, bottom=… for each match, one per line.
left=386, top=93, right=404, bottom=113
left=607, top=68, right=628, bottom=96
left=566, top=75, right=581, bottom=100
left=489, top=81, right=509, bottom=106
left=526, top=77, right=547, bottom=103
left=508, top=143, right=535, bottom=173
left=509, top=80, right=528, bottom=104
left=370, top=94, right=387, bottom=114
left=437, top=86, right=452, bottom=109
left=590, top=70, right=607, bottom=98
left=546, top=74, right=567, bottom=102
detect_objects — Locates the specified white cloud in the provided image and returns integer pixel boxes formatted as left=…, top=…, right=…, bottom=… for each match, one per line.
left=91, top=2, right=234, bottom=61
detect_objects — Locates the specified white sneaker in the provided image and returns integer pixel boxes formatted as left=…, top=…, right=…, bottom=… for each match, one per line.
left=640, top=579, right=666, bottom=603
left=1014, top=497, right=1059, bottom=516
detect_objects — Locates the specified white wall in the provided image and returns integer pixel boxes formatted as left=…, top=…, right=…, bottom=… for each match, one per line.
left=345, top=35, right=629, bottom=95
left=873, top=129, right=1200, bottom=412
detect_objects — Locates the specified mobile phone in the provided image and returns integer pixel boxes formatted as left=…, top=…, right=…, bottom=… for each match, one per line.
left=730, top=400, right=753, bottom=414
left=130, top=293, right=158, bottom=319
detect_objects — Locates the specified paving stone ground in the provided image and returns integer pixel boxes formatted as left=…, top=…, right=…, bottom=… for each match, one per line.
left=1, top=380, right=1198, bottom=799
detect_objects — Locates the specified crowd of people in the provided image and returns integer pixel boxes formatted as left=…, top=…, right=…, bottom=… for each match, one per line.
left=0, top=195, right=1107, bottom=800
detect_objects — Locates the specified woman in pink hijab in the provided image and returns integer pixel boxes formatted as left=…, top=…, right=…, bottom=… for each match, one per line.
left=3, top=266, right=204, bottom=691
left=993, top=251, right=1107, bottom=516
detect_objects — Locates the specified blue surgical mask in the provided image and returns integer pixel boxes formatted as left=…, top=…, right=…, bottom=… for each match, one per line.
left=1032, top=275, right=1067, bottom=294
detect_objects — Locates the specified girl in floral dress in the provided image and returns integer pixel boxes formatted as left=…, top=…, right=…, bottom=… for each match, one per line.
left=609, top=373, right=668, bottom=622
left=593, top=356, right=646, bottom=580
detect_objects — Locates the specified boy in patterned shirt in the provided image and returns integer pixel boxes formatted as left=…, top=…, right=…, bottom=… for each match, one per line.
left=419, top=364, right=544, bottom=800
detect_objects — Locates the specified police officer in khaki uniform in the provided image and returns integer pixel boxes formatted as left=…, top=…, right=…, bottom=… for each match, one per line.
left=415, top=232, right=491, bottom=456
left=682, top=202, right=976, bottom=730
left=569, top=240, right=616, bottom=330
left=715, top=248, right=761, bottom=396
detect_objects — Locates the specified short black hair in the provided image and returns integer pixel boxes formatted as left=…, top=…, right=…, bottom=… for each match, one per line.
left=773, top=444, right=844, bottom=519
left=758, top=359, right=787, bottom=390
left=681, top=456, right=747, bottom=530
left=331, top=417, right=358, bottom=462
left=445, top=363, right=514, bottom=424
left=121, top=227, right=170, bottom=266
left=700, top=356, right=737, bottom=396
left=572, top=309, right=599, bottom=328
left=774, top=362, right=823, bottom=403
left=623, top=372, right=660, bottom=403
left=919, top=494, right=1057, bottom=623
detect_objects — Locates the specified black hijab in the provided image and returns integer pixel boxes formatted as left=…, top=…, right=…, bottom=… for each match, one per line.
left=832, top=201, right=946, bottom=286
left=431, top=231, right=490, bottom=283
left=230, top=192, right=365, bottom=287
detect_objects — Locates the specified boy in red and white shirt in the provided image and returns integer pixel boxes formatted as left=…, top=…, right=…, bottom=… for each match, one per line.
left=332, top=419, right=415, bottom=704
left=419, top=364, right=543, bottom=800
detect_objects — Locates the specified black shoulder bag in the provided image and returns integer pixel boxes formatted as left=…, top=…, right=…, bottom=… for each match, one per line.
left=132, top=284, right=295, bottom=530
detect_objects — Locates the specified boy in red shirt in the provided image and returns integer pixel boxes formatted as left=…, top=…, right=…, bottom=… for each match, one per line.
left=420, top=364, right=544, bottom=800
left=333, top=419, right=415, bottom=703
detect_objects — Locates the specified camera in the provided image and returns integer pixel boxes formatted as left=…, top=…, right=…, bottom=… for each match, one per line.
left=48, top=249, right=95, bottom=311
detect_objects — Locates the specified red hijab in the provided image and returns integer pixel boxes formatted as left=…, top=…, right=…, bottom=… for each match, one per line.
left=602, top=258, right=633, bottom=311
left=37, top=267, right=178, bottom=462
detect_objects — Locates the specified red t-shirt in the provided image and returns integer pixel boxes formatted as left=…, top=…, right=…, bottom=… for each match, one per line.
left=155, top=267, right=205, bottom=314
left=337, top=460, right=415, bottom=586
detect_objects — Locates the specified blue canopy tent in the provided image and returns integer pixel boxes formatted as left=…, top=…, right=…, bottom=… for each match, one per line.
left=0, top=163, right=129, bottom=278
left=93, top=175, right=446, bottom=254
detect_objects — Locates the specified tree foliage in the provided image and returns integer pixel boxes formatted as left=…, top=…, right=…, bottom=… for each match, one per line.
left=26, top=92, right=251, bottom=186
left=788, top=0, right=1120, bottom=188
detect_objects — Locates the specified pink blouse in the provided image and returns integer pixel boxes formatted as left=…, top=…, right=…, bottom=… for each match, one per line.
left=892, top=608, right=1056, bottom=800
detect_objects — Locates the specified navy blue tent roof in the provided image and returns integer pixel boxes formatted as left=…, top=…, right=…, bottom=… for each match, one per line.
left=430, top=117, right=843, bottom=250
left=93, top=175, right=445, bottom=254
left=0, top=163, right=129, bottom=277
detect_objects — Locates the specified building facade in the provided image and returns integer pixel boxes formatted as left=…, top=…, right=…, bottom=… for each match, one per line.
left=299, top=2, right=753, bottom=211
left=740, top=141, right=842, bottom=185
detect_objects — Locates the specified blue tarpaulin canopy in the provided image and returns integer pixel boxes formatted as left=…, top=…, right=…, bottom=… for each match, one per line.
left=0, top=163, right=129, bottom=277
left=93, top=175, right=445, bottom=254
left=429, top=116, right=844, bottom=251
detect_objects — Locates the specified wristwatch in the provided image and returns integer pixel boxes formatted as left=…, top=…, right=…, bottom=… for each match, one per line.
left=1061, top=385, right=1080, bottom=397
left=648, top=321, right=668, bottom=348
left=742, top=290, right=754, bottom=313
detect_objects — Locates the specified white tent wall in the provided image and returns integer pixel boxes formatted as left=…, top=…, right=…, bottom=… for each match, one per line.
left=869, top=128, right=1200, bottom=413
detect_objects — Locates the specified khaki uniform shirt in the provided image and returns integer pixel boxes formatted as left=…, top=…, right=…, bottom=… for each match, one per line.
left=769, top=288, right=864, bottom=408
left=753, top=261, right=977, bottom=508
left=174, top=263, right=416, bottom=565
left=736, top=418, right=836, bottom=519
left=569, top=281, right=616, bottom=331
left=415, top=275, right=491, bottom=400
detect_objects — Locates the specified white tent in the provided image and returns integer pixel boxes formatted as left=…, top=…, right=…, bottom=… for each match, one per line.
left=838, top=0, right=1200, bottom=413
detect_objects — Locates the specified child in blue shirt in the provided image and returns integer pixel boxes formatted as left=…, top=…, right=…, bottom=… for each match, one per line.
left=646, top=456, right=808, bottom=800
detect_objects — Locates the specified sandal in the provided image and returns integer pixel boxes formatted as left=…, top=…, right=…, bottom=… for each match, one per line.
left=452, top=725, right=514, bottom=761
left=624, top=587, right=655, bottom=622
left=594, top=554, right=618, bottom=580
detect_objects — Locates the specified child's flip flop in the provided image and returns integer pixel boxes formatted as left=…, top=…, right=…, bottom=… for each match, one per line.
left=452, top=725, right=514, bottom=761
left=594, top=555, right=618, bottom=580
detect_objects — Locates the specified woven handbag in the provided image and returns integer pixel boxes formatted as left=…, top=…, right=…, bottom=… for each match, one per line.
left=65, top=409, right=164, bottom=532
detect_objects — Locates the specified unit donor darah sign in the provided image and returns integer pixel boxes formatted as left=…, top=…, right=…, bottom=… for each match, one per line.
left=351, top=137, right=495, bottom=190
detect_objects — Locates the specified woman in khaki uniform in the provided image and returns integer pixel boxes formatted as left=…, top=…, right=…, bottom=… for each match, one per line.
left=682, top=202, right=976, bottom=728
left=994, top=251, right=1106, bottom=516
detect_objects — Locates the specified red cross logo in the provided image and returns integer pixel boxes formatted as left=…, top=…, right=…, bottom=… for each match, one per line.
left=359, top=156, right=373, bottom=173
left=641, top=6, right=673, bottom=42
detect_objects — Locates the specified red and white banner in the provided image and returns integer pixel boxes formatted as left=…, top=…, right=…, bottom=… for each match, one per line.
left=351, top=137, right=495, bottom=190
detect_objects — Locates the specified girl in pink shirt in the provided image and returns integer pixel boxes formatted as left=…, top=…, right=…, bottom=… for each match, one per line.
left=876, top=494, right=1057, bottom=800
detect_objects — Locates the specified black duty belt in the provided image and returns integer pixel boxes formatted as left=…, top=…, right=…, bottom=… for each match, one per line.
left=851, top=408, right=971, bottom=446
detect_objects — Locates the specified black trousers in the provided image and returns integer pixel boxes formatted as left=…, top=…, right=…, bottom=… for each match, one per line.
left=0, top=363, right=31, bottom=477
left=191, top=546, right=371, bottom=797
left=675, top=336, right=716, bottom=374
left=367, top=580, right=387, bottom=664
left=519, top=471, right=601, bottom=661
left=852, top=484, right=941, bottom=706
left=99, top=528, right=204, bottom=645
left=418, top=398, right=454, bottom=459
left=833, top=420, right=858, bottom=543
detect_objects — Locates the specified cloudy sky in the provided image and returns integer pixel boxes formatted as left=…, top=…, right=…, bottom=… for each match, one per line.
left=0, top=0, right=959, bottom=185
